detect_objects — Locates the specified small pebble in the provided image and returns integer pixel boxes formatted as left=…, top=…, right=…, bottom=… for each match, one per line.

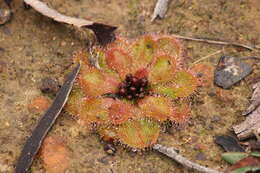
left=249, top=140, right=260, bottom=150
left=5, top=121, right=9, bottom=127
left=61, top=41, right=66, bottom=46
left=215, top=135, right=244, bottom=152
left=0, top=8, right=11, bottom=25
left=0, top=61, right=7, bottom=73
left=214, top=56, right=253, bottom=89
left=208, top=91, right=216, bottom=97
left=195, top=152, right=207, bottom=161
left=2, top=26, right=11, bottom=35
left=211, top=115, right=221, bottom=122
left=104, top=143, right=117, bottom=155
left=4, top=0, right=12, bottom=7
left=97, top=156, right=109, bottom=165
left=40, top=77, right=60, bottom=95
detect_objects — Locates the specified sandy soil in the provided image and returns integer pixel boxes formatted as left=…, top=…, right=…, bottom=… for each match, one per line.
left=0, top=0, right=259, bottom=172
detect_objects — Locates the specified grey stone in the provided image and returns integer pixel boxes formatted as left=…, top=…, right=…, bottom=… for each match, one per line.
left=214, top=56, right=253, bottom=89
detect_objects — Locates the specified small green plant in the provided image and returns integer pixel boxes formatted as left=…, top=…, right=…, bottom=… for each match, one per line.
left=66, top=35, right=200, bottom=149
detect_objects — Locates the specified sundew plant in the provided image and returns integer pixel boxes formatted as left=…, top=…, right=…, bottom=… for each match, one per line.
left=66, top=35, right=202, bottom=149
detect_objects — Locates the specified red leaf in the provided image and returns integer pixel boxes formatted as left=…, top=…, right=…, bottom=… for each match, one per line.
left=225, top=157, right=260, bottom=173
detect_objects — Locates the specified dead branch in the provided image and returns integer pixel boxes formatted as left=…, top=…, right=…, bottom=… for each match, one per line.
left=190, top=50, right=223, bottom=66
left=153, top=144, right=222, bottom=173
left=171, top=34, right=259, bottom=51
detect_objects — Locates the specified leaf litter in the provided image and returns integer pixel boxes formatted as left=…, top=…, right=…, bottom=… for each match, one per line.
left=233, top=82, right=260, bottom=140
left=219, top=82, right=260, bottom=172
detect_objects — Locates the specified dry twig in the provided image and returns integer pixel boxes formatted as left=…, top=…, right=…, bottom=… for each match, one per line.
left=171, top=34, right=259, bottom=51
left=153, top=144, right=222, bottom=173
left=190, top=50, right=223, bottom=66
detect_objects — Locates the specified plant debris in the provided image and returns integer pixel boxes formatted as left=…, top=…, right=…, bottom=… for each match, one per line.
left=233, top=82, right=260, bottom=140
left=153, top=144, right=221, bottom=173
left=222, top=152, right=260, bottom=173
left=151, top=0, right=169, bottom=22
left=15, top=64, right=80, bottom=173
left=214, top=56, right=253, bottom=89
left=23, top=0, right=117, bottom=45
left=242, top=82, right=260, bottom=115
left=171, top=34, right=260, bottom=51
left=215, top=135, right=244, bottom=152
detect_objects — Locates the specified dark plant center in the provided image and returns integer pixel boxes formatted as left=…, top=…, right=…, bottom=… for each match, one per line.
left=117, top=74, right=149, bottom=100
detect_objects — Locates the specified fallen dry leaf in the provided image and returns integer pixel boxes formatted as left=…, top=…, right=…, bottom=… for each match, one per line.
left=24, top=0, right=92, bottom=27
left=40, top=136, right=69, bottom=173
left=16, top=64, right=80, bottom=173
left=242, top=82, right=260, bottom=115
left=24, top=0, right=117, bottom=45
left=233, top=82, right=260, bottom=140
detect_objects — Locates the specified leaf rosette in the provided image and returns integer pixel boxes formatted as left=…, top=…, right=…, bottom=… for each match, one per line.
left=66, top=35, right=199, bottom=149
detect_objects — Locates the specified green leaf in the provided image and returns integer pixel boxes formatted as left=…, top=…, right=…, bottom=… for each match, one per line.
left=105, top=48, right=132, bottom=79
left=130, top=35, right=157, bottom=71
left=138, top=96, right=173, bottom=121
left=152, top=71, right=197, bottom=98
left=250, top=152, right=260, bottom=157
left=230, top=166, right=260, bottom=173
left=151, top=85, right=178, bottom=99
left=222, top=152, right=248, bottom=164
left=117, top=118, right=160, bottom=148
left=148, top=55, right=176, bottom=84
left=156, top=36, right=183, bottom=59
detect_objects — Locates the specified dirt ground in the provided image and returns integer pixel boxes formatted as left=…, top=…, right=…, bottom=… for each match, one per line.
left=0, top=0, right=259, bottom=172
